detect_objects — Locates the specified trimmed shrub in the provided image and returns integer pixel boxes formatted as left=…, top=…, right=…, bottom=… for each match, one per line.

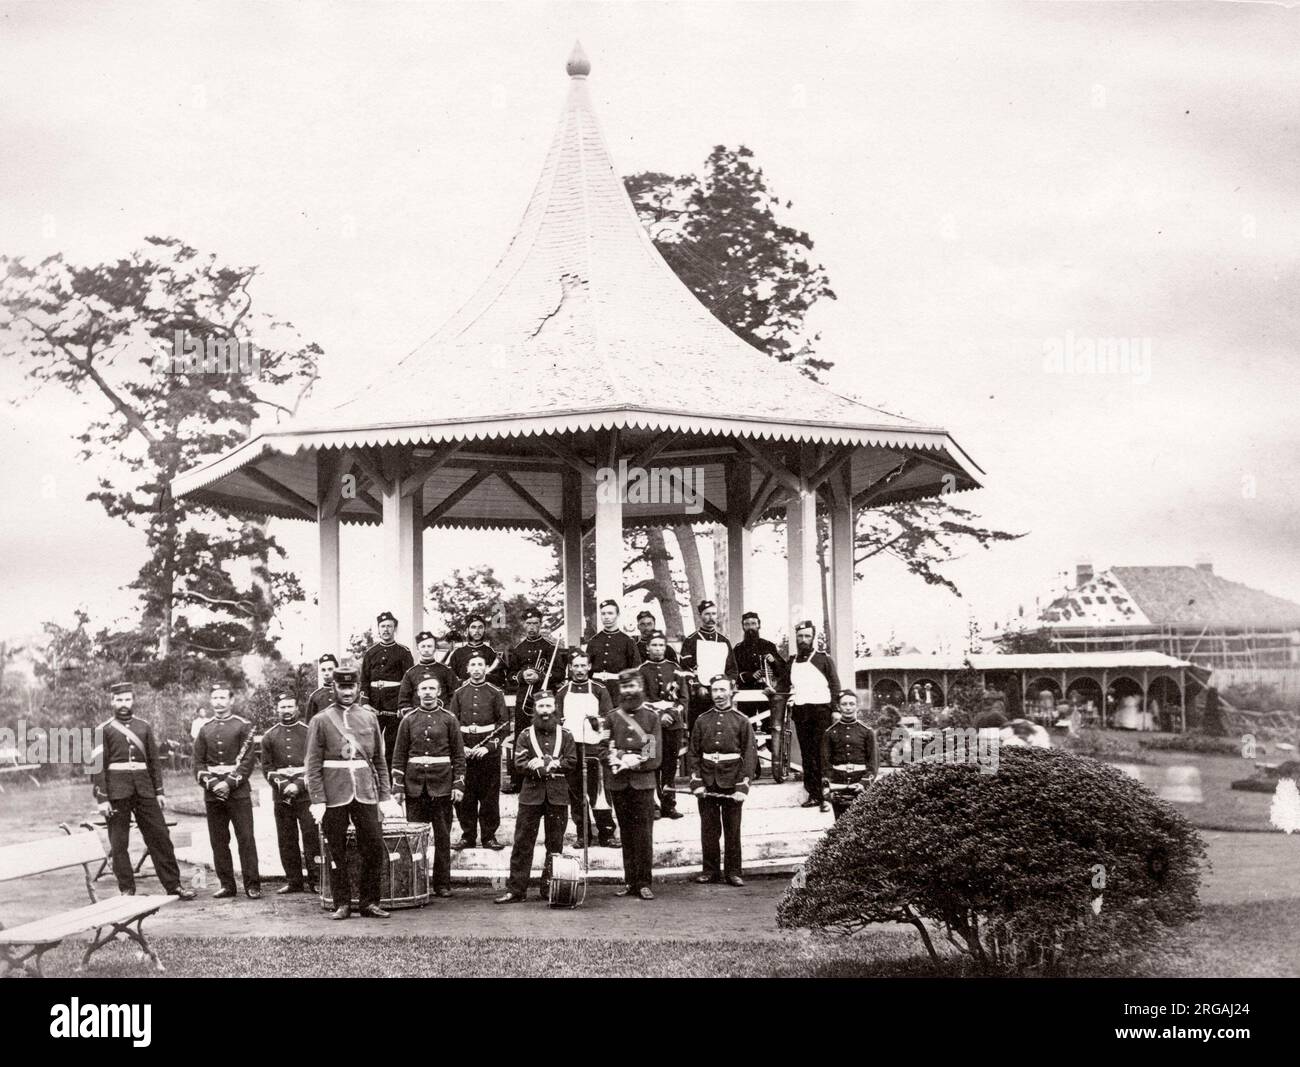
left=1138, top=734, right=1245, bottom=756
left=777, top=747, right=1205, bottom=974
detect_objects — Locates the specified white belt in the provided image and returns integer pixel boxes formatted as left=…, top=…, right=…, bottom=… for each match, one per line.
left=702, top=752, right=741, bottom=763
left=462, top=724, right=495, bottom=734
left=371, top=680, right=400, bottom=688
left=408, top=755, right=451, bottom=765
left=323, top=759, right=368, bottom=769
left=107, top=762, right=145, bottom=771
left=205, top=764, right=237, bottom=773
left=833, top=763, right=867, bottom=773
left=273, top=765, right=306, bottom=775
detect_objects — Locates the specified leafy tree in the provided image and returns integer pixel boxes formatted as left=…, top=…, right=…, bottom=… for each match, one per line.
left=625, top=151, right=1019, bottom=625
left=997, top=626, right=1056, bottom=654
left=947, top=660, right=986, bottom=728
left=0, top=237, right=319, bottom=663
left=426, top=565, right=561, bottom=651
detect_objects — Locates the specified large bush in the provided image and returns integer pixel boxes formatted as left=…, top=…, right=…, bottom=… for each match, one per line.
left=777, top=747, right=1205, bottom=974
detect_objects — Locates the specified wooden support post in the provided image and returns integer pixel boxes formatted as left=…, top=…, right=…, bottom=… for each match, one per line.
left=725, top=457, right=751, bottom=633
left=829, top=463, right=855, bottom=688
left=317, top=452, right=341, bottom=658
left=593, top=431, right=624, bottom=612
left=785, top=445, right=820, bottom=633
left=562, top=468, right=584, bottom=646
left=380, top=450, right=424, bottom=634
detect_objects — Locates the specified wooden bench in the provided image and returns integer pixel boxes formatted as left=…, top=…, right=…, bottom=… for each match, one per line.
left=0, top=825, right=176, bottom=977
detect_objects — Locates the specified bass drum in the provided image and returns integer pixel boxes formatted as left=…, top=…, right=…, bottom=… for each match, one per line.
left=548, top=854, right=586, bottom=909
left=319, top=820, right=431, bottom=910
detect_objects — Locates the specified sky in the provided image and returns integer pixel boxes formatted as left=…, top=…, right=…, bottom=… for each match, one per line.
left=1, top=1, right=1297, bottom=662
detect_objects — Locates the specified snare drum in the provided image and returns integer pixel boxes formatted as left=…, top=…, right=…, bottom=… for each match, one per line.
left=548, top=854, right=586, bottom=909
left=319, top=819, right=431, bottom=910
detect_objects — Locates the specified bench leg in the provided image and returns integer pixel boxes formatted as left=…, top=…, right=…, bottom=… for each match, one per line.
left=78, top=926, right=115, bottom=972
left=120, top=916, right=165, bottom=973
left=79, top=917, right=165, bottom=974
left=2, top=944, right=50, bottom=978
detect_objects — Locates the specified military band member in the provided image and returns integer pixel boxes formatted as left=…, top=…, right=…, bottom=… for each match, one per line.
left=448, top=652, right=509, bottom=850
left=732, top=611, right=788, bottom=781
left=90, top=682, right=195, bottom=900
left=821, top=690, right=878, bottom=820
left=508, top=607, right=564, bottom=731
left=306, top=653, right=339, bottom=721
left=679, top=600, right=738, bottom=732
left=261, top=693, right=321, bottom=894
left=555, top=652, right=618, bottom=848
left=638, top=631, right=685, bottom=820
left=306, top=666, right=396, bottom=920
left=635, top=610, right=678, bottom=663
left=690, top=675, right=757, bottom=886
left=194, top=683, right=261, bottom=899
left=448, top=615, right=506, bottom=688
left=605, top=669, right=662, bottom=900
left=495, top=692, right=577, bottom=903
left=586, top=600, right=641, bottom=690
left=787, top=620, right=841, bottom=812
left=392, top=676, right=465, bottom=898
left=397, top=631, right=458, bottom=716
left=359, top=611, right=414, bottom=772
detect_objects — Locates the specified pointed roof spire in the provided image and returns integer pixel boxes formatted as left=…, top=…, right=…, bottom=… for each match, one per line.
left=566, top=40, right=591, bottom=78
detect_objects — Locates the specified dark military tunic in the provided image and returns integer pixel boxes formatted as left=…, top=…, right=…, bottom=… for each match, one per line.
left=508, top=636, right=564, bottom=718
left=679, top=628, right=738, bottom=687
left=193, top=714, right=257, bottom=799
left=397, top=660, right=459, bottom=714
left=449, top=681, right=509, bottom=751
left=392, top=706, right=466, bottom=798
left=585, top=628, right=641, bottom=683
left=821, top=720, right=878, bottom=789
left=689, top=706, right=757, bottom=796
left=305, top=686, right=334, bottom=721
left=91, top=715, right=165, bottom=802
left=733, top=635, right=786, bottom=691
left=359, top=640, right=414, bottom=717
left=261, top=720, right=310, bottom=799
left=448, top=641, right=506, bottom=687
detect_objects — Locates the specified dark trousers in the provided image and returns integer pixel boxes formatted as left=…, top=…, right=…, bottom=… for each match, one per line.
left=567, top=745, right=616, bottom=839
left=768, top=694, right=788, bottom=778
left=457, top=754, right=500, bottom=843
left=205, top=796, right=260, bottom=892
left=321, top=800, right=385, bottom=910
left=610, top=788, right=655, bottom=889
left=658, top=728, right=682, bottom=812
left=687, top=692, right=711, bottom=733
left=106, top=793, right=182, bottom=893
left=506, top=801, right=567, bottom=896
left=792, top=703, right=832, bottom=802
left=379, top=717, right=400, bottom=774
left=407, top=792, right=454, bottom=891
left=698, top=794, right=744, bottom=877
left=273, top=800, right=321, bottom=889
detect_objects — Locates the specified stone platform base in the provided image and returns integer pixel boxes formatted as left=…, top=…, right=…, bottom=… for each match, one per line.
left=178, top=779, right=830, bottom=884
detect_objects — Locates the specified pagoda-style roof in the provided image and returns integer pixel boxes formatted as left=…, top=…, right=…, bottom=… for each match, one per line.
left=173, top=43, right=984, bottom=530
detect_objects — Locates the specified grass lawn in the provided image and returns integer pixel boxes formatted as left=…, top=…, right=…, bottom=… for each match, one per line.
left=19, top=897, right=1298, bottom=977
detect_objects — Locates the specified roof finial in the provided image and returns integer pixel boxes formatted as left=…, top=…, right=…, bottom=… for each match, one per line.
left=566, top=40, right=591, bottom=78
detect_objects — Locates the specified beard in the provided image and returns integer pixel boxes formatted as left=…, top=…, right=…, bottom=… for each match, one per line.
left=619, top=691, right=641, bottom=709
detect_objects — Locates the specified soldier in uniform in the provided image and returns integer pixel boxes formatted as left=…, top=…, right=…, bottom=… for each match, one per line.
left=90, top=682, right=195, bottom=900
left=604, top=669, right=662, bottom=900
left=732, top=611, right=788, bottom=781
left=392, top=675, right=465, bottom=898
left=508, top=608, right=564, bottom=732
left=359, top=611, right=414, bottom=772
left=635, top=610, right=677, bottom=663
left=821, top=690, right=878, bottom=821
left=495, top=692, right=576, bottom=903
left=638, top=630, right=685, bottom=820
left=397, top=631, right=458, bottom=716
left=689, top=675, right=757, bottom=887
left=448, top=615, right=506, bottom=687
left=555, top=651, right=618, bottom=848
left=679, top=599, right=738, bottom=732
left=305, top=666, right=397, bottom=920
left=306, top=653, right=338, bottom=721
left=193, top=683, right=261, bottom=899
left=261, top=692, right=320, bottom=894
left=448, top=651, right=509, bottom=850
left=787, top=620, right=841, bottom=812
left=586, top=599, right=641, bottom=690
